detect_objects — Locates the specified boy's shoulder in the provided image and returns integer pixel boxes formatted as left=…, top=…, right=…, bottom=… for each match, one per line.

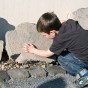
left=61, top=19, right=76, bottom=26
left=63, top=19, right=79, bottom=28
left=66, top=19, right=76, bottom=23
left=60, top=19, right=81, bottom=33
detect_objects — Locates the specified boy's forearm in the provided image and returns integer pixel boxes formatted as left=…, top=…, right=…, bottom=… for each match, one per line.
left=32, top=48, right=54, bottom=57
left=23, top=43, right=54, bottom=57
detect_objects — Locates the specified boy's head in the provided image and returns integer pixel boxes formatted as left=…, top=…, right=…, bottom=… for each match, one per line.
left=36, top=12, right=61, bottom=39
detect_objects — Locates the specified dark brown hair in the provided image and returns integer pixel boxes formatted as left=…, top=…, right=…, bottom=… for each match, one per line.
left=36, top=12, right=61, bottom=34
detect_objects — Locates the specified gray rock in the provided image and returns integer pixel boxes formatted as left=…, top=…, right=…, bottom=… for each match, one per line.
left=6, top=22, right=56, bottom=63
left=46, top=65, right=66, bottom=76
left=7, top=74, right=76, bottom=88
left=16, top=53, right=55, bottom=64
left=27, top=66, right=47, bottom=77
left=68, top=7, right=88, bottom=30
left=0, top=82, right=10, bottom=88
left=7, top=68, right=30, bottom=79
left=0, top=70, right=10, bottom=82
left=0, top=41, right=3, bottom=61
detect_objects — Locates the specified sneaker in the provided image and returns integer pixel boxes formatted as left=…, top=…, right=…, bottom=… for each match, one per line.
left=75, top=76, right=88, bottom=88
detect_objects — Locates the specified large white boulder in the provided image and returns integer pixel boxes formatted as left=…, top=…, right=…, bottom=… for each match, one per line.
left=6, top=23, right=56, bottom=63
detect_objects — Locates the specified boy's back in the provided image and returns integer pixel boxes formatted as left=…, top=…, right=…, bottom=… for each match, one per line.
left=50, top=19, right=88, bottom=64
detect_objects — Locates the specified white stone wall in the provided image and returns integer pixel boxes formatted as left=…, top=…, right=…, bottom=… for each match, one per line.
left=0, top=0, right=88, bottom=26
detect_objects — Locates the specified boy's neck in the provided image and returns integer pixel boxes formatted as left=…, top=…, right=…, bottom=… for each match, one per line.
left=56, top=30, right=59, bottom=34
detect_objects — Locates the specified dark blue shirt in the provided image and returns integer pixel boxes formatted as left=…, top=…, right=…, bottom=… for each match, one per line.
left=50, top=19, right=88, bottom=64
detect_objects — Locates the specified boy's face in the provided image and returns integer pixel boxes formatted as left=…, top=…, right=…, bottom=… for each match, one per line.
left=40, top=30, right=58, bottom=39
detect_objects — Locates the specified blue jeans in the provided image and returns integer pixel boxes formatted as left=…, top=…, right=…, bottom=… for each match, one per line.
left=57, top=52, right=88, bottom=76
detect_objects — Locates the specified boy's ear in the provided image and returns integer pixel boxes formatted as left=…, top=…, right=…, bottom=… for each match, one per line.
left=50, top=30, right=59, bottom=36
left=50, top=30, right=55, bottom=35
left=50, top=30, right=55, bottom=34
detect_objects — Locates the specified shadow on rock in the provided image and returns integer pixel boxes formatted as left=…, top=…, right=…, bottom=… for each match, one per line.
left=11, top=54, right=20, bottom=60
left=0, top=17, right=15, bottom=47
left=37, top=77, right=67, bottom=88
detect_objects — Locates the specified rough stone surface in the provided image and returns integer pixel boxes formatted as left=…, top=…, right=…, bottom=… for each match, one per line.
left=16, top=53, right=55, bottom=63
left=0, top=60, right=77, bottom=88
left=7, top=74, right=76, bottom=88
left=27, top=66, right=47, bottom=78
left=0, top=41, right=3, bottom=61
left=0, top=71, right=10, bottom=82
left=46, top=65, right=66, bottom=76
left=7, top=68, right=30, bottom=79
left=6, top=23, right=56, bottom=63
left=68, top=7, right=88, bottom=30
left=0, top=82, right=10, bottom=88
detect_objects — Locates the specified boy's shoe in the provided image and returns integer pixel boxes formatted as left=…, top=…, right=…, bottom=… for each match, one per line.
left=75, top=76, right=88, bottom=88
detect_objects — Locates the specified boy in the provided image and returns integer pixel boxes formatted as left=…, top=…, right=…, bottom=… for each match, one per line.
left=23, top=12, right=88, bottom=87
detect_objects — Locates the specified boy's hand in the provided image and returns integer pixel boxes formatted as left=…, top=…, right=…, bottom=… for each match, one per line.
left=23, top=43, right=36, bottom=53
left=23, top=43, right=54, bottom=58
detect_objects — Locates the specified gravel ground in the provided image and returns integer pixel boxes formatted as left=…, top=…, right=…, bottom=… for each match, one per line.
left=0, top=73, right=77, bottom=88
left=0, top=59, right=78, bottom=88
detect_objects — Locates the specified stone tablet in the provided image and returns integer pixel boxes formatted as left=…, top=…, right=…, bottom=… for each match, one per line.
left=6, top=23, right=56, bottom=63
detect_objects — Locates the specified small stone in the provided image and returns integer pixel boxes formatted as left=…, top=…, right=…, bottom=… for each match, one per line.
left=23, top=64, right=29, bottom=68
left=0, top=71, right=10, bottom=82
left=15, top=64, right=20, bottom=68
left=27, top=66, right=47, bottom=78
left=1, top=65, right=5, bottom=70
left=7, top=68, right=30, bottom=79
left=41, top=65, right=46, bottom=68
left=46, top=65, right=66, bottom=76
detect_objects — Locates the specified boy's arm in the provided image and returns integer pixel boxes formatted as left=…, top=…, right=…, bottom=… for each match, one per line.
left=23, top=43, right=54, bottom=57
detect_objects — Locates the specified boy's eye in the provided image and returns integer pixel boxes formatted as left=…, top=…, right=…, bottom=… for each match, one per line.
left=43, top=35, right=46, bottom=36
left=43, top=35, right=47, bottom=37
